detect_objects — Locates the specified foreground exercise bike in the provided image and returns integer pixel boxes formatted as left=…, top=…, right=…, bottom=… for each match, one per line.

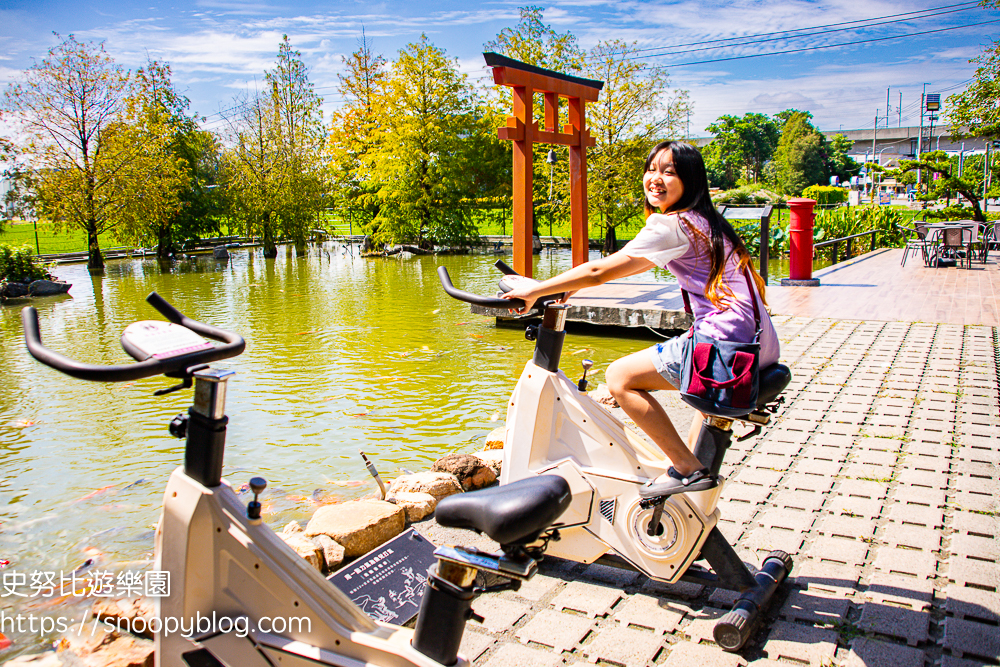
left=438, top=263, right=793, bottom=651
left=22, top=294, right=571, bottom=667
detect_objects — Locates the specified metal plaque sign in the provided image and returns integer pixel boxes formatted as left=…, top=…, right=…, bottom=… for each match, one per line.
left=327, top=528, right=437, bottom=625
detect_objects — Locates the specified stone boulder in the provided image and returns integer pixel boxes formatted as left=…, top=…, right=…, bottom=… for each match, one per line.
left=282, top=520, right=304, bottom=535
left=311, top=534, right=346, bottom=572
left=388, top=491, right=437, bottom=523
left=475, top=449, right=503, bottom=477
left=305, top=500, right=405, bottom=558
left=280, top=532, right=324, bottom=571
left=387, top=472, right=462, bottom=502
left=2, top=281, right=29, bottom=298
left=590, top=383, right=619, bottom=408
left=431, top=453, right=496, bottom=491
left=212, top=246, right=230, bottom=260
left=91, top=597, right=156, bottom=639
left=4, top=653, right=64, bottom=667
left=484, top=426, right=505, bottom=450
left=57, top=631, right=153, bottom=667
left=28, top=279, right=71, bottom=296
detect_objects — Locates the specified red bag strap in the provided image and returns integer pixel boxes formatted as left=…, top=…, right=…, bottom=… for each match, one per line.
left=680, top=266, right=761, bottom=327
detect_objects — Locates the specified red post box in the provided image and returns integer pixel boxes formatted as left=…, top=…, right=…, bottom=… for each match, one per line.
left=782, top=198, right=820, bottom=286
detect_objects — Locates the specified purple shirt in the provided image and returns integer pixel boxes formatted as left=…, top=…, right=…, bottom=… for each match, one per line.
left=621, top=211, right=780, bottom=367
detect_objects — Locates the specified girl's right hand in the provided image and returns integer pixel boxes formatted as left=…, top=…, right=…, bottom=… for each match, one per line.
left=500, top=275, right=540, bottom=314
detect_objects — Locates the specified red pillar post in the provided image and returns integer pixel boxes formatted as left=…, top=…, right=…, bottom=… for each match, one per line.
left=781, top=198, right=820, bottom=286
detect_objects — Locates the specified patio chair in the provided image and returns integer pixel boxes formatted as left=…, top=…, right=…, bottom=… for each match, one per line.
left=898, top=222, right=936, bottom=267
left=937, top=226, right=975, bottom=269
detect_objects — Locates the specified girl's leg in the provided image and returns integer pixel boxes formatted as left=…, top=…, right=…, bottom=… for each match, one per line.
left=605, top=349, right=705, bottom=476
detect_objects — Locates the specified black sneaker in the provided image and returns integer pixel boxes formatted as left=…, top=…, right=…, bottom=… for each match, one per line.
left=639, top=467, right=716, bottom=498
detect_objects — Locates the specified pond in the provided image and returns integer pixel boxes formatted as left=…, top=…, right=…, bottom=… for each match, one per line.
left=0, top=243, right=806, bottom=656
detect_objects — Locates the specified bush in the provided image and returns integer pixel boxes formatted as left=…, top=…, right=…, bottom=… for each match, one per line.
left=925, top=206, right=984, bottom=222
left=0, top=244, right=52, bottom=282
left=811, top=206, right=905, bottom=247
left=712, top=186, right=784, bottom=206
left=801, top=185, right=848, bottom=206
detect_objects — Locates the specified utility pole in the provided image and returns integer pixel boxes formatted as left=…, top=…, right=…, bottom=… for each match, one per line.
left=985, top=142, right=992, bottom=213
left=899, top=91, right=902, bottom=127
left=872, top=111, right=878, bottom=199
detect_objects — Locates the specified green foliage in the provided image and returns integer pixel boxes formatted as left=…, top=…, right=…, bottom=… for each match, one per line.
left=484, top=6, right=585, bottom=72
left=801, top=185, right=848, bottom=206
left=888, top=151, right=987, bottom=221
left=712, top=186, right=783, bottom=206
left=773, top=111, right=828, bottom=195
left=0, top=244, right=51, bottom=282
left=947, top=39, right=1000, bottom=139
left=811, top=205, right=905, bottom=247
left=704, top=113, right=780, bottom=186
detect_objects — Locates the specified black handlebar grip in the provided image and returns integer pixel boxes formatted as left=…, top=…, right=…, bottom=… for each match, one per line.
left=437, top=266, right=524, bottom=310
left=21, top=293, right=246, bottom=383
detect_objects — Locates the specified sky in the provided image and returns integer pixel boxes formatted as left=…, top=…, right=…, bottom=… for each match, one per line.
left=1, top=0, right=998, bottom=139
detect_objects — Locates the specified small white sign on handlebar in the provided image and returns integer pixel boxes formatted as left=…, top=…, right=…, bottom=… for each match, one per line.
left=122, top=321, right=214, bottom=360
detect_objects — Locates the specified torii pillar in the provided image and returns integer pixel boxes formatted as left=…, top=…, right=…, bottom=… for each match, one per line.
left=485, top=52, right=603, bottom=277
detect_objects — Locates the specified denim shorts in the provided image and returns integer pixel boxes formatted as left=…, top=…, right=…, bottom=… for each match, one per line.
left=649, top=334, right=686, bottom=389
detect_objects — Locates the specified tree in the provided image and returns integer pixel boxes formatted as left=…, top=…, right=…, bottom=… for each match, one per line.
left=104, top=60, right=189, bottom=258
left=772, top=111, right=828, bottom=195
left=825, top=133, right=860, bottom=184
left=704, top=113, right=781, bottom=186
left=947, top=39, right=1000, bottom=139
left=327, top=32, right=389, bottom=232
left=485, top=6, right=585, bottom=73
left=585, top=40, right=690, bottom=253
left=366, top=35, right=481, bottom=247
left=224, top=36, right=326, bottom=257
left=1, top=35, right=131, bottom=271
left=887, top=151, right=988, bottom=221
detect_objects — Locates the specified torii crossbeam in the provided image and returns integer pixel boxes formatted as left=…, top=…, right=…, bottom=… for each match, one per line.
left=485, top=53, right=603, bottom=277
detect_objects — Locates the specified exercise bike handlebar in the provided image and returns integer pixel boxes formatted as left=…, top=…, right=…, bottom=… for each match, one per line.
left=437, top=266, right=524, bottom=310
left=22, top=292, right=246, bottom=383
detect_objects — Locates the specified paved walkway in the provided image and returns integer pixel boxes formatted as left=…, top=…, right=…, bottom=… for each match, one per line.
left=420, top=314, right=1000, bottom=667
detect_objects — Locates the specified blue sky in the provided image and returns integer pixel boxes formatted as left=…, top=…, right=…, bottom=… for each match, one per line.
left=1, top=0, right=997, bottom=138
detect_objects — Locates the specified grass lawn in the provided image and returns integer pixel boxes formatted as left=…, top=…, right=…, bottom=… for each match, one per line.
left=0, top=222, right=116, bottom=255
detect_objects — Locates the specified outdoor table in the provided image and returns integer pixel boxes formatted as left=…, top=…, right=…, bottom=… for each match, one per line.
left=924, top=222, right=978, bottom=267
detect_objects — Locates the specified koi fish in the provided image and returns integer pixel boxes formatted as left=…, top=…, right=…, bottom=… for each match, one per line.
left=469, top=334, right=483, bottom=339
left=329, top=480, right=366, bottom=488
left=431, top=309, right=441, bottom=315
left=285, top=495, right=318, bottom=505
left=490, top=411, right=501, bottom=422
left=297, top=330, right=317, bottom=336
left=122, top=479, right=146, bottom=490
left=0, top=632, right=10, bottom=650
left=454, top=322, right=468, bottom=326
left=73, top=485, right=116, bottom=503
left=0, top=559, right=10, bottom=569
left=10, top=419, right=37, bottom=428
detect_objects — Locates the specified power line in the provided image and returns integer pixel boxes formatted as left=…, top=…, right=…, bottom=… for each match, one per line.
left=646, top=19, right=1000, bottom=68
left=626, top=2, right=984, bottom=60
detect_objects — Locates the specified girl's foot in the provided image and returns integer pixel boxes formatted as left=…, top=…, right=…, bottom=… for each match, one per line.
left=639, top=467, right=716, bottom=498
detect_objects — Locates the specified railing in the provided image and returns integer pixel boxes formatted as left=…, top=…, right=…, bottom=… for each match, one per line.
left=814, top=230, right=877, bottom=264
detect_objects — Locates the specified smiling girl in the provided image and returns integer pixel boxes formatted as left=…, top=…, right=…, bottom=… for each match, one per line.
left=501, top=140, right=778, bottom=497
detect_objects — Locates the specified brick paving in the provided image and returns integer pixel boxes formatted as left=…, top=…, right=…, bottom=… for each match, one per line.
left=420, top=314, right=1000, bottom=666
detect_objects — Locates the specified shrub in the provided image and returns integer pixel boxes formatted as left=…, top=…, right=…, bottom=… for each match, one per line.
left=0, top=244, right=52, bottom=282
left=712, top=186, right=784, bottom=206
left=801, top=185, right=848, bottom=206
left=812, top=206, right=905, bottom=248
left=925, top=206, right=983, bottom=222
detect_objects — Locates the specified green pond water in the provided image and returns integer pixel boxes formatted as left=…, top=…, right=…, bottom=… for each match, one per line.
left=0, top=243, right=806, bottom=656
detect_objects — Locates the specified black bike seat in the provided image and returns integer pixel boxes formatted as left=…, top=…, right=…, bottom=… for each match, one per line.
left=435, top=475, right=571, bottom=547
left=757, top=363, right=791, bottom=408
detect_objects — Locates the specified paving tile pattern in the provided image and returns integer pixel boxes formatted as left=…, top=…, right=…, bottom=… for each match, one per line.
left=424, top=317, right=1000, bottom=666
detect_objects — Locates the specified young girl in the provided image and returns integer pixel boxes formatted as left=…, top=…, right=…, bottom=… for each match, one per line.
left=501, top=140, right=779, bottom=497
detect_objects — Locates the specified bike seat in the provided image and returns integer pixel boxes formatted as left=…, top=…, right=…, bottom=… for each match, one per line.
left=435, top=475, right=571, bottom=547
left=756, top=363, right=791, bottom=408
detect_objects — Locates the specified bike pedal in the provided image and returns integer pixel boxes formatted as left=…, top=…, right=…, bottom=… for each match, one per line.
left=639, top=497, right=668, bottom=510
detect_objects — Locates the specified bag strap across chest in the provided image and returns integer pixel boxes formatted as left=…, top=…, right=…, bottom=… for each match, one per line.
left=680, top=266, right=761, bottom=328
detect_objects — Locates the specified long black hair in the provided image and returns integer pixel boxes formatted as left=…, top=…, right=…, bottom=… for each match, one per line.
left=642, top=140, right=767, bottom=307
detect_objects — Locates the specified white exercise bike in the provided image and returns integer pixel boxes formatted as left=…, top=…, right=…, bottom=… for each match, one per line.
left=22, top=294, right=571, bottom=667
left=438, top=262, right=793, bottom=651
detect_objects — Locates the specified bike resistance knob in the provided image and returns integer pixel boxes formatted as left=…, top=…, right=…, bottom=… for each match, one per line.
left=247, top=477, right=267, bottom=520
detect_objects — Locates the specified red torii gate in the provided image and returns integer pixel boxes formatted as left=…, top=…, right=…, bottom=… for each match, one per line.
left=484, top=53, right=603, bottom=277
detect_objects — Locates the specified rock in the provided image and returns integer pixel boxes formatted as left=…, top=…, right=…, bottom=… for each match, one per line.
left=475, top=449, right=503, bottom=477
left=4, top=653, right=65, bottom=667
left=361, top=235, right=375, bottom=253
left=27, top=280, right=71, bottom=296
left=387, top=472, right=462, bottom=501
left=91, top=597, right=155, bottom=639
left=279, top=532, right=324, bottom=570
left=431, top=453, right=496, bottom=491
left=2, top=281, right=29, bottom=298
left=484, top=426, right=505, bottom=450
left=311, top=534, right=346, bottom=572
left=212, top=246, right=230, bottom=260
left=282, top=520, right=304, bottom=535
left=532, top=234, right=542, bottom=254
left=388, top=491, right=437, bottom=523
left=58, top=631, right=153, bottom=667
left=590, top=383, right=619, bottom=408
left=305, top=500, right=405, bottom=558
